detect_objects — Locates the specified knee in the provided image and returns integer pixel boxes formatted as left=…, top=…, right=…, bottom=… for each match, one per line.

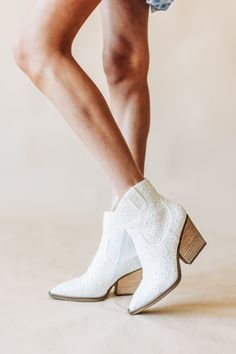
left=13, top=34, right=46, bottom=86
left=102, top=37, right=149, bottom=87
left=12, top=30, right=70, bottom=87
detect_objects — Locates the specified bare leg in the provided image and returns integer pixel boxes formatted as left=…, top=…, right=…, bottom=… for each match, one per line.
left=99, top=0, right=150, bottom=202
left=13, top=0, right=143, bottom=197
left=100, top=0, right=150, bottom=174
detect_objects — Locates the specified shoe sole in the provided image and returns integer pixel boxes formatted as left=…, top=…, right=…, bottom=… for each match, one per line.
left=48, top=268, right=142, bottom=302
left=128, top=215, right=207, bottom=315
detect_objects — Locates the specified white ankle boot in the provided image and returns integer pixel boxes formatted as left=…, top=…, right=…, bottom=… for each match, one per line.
left=114, top=178, right=206, bottom=315
left=49, top=208, right=141, bottom=301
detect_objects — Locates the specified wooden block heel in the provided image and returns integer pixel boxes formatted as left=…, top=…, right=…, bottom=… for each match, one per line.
left=114, top=269, right=142, bottom=296
left=179, top=216, right=207, bottom=264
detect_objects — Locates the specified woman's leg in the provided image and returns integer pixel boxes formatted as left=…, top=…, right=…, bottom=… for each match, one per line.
left=13, top=0, right=143, bottom=197
left=99, top=0, right=150, bottom=175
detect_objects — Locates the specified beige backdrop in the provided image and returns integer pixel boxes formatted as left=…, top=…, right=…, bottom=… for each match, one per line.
left=1, top=1, right=236, bottom=354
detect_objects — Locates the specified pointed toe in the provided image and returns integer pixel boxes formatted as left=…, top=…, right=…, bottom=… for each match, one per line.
left=114, top=179, right=206, bottom=314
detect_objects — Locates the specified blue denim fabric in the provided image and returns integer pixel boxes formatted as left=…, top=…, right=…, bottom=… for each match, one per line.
left=146, top=0, right=174, bottom=13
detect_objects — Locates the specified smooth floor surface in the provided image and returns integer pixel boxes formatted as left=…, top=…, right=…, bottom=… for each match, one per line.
left=1, top=217, right=235, bottom=354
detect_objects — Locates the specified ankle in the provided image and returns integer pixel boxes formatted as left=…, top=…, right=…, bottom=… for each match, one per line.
left=116, top=175, right=145, bottom=200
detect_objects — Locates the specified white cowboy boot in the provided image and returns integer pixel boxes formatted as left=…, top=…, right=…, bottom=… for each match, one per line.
left=114, top=178, right=206, bottom=315
left=49, top=204, right=142, bottom=302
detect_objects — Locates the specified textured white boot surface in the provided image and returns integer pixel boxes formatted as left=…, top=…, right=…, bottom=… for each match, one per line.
left=115, top=179, right=187, bottom=314
left=49, top=211, right=141, bottom=300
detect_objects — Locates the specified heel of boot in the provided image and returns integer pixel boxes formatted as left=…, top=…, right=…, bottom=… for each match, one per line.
left=179, top=216, right=207, bottom=264
left=114, top=269, right=142, bottom=296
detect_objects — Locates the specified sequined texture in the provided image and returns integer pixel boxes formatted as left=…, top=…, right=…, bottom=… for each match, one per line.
left=49, top=211, right=141, bottom=299
left=114, top=179, right=187, bottom=313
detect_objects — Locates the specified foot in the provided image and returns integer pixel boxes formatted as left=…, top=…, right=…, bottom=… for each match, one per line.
left=114, top=178, right=205, bottom=314
left=49, top=209, right=141, bottom=301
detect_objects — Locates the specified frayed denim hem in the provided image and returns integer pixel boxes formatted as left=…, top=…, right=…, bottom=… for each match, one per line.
left=146, top=0, right=174, bottom=13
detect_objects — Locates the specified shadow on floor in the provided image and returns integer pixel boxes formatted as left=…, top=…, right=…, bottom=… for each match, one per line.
left=143, top=296, right=236, bottom=317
